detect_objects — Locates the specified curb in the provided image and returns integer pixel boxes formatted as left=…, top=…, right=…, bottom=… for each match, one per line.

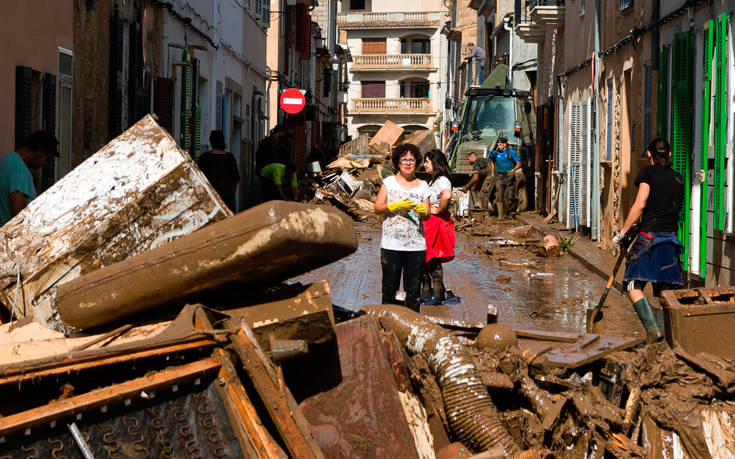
left=515, top=214, right=623, bottom=292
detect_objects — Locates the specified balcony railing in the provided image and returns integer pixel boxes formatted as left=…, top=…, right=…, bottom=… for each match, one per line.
left=351, top=98, right=433, bottom=114
left=351, top=54, right=434, bottom=70
left=337, top=11, right=445, bottom=28
left=530, top=0, right=565, bottom=29
left=514, top=1, right=546, bottom=43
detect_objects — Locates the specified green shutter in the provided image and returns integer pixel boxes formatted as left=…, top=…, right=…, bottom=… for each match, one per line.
left=670, top=31, right=694, bottom=271
left=700, top=20, right=714, bottom=277
left=657, top=45, right=669, bottom=138
left=714, top=14, right=729, bottom=231
left=192, top=57, right=201, bottom=159
left=180, top=50, right=192, bottom=151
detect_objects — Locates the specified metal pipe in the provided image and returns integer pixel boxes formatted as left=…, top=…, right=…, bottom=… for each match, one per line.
left=503, top=18, right=513, bottom=87
left=363, top=305, right=519, bottom=455
left=68, top=422, right=95, bottom=459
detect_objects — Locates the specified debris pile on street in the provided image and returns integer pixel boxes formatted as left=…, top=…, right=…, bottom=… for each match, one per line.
left=0, top=118, right=734, bottom=458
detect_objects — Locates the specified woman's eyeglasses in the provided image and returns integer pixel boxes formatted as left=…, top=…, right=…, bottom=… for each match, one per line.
left=399, top=158, right=416, bottom=164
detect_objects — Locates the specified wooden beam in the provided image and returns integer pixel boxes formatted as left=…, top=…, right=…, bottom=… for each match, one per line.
left=230, top=326, right=325, bottom=459
left=0, top=338, right=217, bottom=387
left=0, top=357, right=221, bottom=437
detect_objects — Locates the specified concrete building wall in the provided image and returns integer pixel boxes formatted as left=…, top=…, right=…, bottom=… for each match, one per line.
left=2, top=1, right=73, bottom=160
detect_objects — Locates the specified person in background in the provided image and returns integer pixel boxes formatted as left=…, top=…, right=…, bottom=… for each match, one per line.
left=488, top=135, right=521, bottom=220
left=421, top=150, right=456, bottom=305
left=0, top=131, right=59, bottom=226
left=465, top=42, right=486, bottom=84
left=614, top=138, right=684, bottom=343
left=197, top=130, right=240, bottom=212
left=260, top=162, right=298, bottom=201
left=374, top=143, right=431, bottom=312
left=255, top=125, right=289, bottom=172
left=459, top=152, right=491, bottom=212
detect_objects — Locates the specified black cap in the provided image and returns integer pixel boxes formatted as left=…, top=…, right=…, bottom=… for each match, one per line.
left=497, top=135, right=508, bottom=143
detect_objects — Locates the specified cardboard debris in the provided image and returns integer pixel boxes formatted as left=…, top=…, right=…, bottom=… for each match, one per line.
left=403, top=129, right=436, bottom=154
left=0, top=115, right=231, bottom=329
left=368, top=120, right=404, bottom=156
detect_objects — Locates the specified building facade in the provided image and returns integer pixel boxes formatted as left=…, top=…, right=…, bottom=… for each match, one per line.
left=530, top=0, right=735, bottom=286
left=338, top=0, right=449, bottom=139
left=2, top=1, right=74, bottom=193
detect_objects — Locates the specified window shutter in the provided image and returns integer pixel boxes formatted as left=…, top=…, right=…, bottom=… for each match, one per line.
left=180, top=50, right=192, bottom=151
left=154, top=77, right=174, bottom=134
left=670, top=31, right=694, bottom=270
left=700, top=20, right=714, bottom=277
left=191, top=58, right=201, bottom=159
left=713, top=14, right=728, bottom=231
left=657, top=45, right=669, bottom=138
left=262, top=0, right=270, bottom=28
left=14, top=66, right=33, bottom=148
left=41, top=73, right=56, bottom=191
left=109, top=4, right=124, bottom=139
left=606, top=79, right=613, bottom=161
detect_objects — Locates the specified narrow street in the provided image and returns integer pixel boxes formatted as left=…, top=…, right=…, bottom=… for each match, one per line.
left=295, top=213, right=644, bottom=339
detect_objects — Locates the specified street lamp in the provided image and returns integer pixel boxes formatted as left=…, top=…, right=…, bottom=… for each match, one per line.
left=315, top=37, right=325, bottom=49
left=330, top=56, right=339, bottom=71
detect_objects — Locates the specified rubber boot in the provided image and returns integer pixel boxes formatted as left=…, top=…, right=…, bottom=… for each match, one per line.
left=480, top=193, right=489, bottom=213
left=633, top=297, right=663, bottom=343
left=496, top=202, right=505, bottom=220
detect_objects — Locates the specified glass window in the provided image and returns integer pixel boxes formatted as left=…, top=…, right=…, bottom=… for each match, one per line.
left=350, top=0, right=365, bottom=10
left=464, top=96, right=516, bottom=137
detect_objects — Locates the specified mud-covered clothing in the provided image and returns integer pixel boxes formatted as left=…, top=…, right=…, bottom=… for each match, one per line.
left=471, top=157, right=491, bottom=176
left=494, top=170, right=515, bottom=206
left=623, top=232, right=683, bottom=288
left=489, top=147, right=520, bottom=173
left=197, top=151, right=240, bottom=212
left=380, top=175, right=430, bottom=252
left=0, top=152, right=36, bottom=227
left=381, top=249, right=425, bottom=312
left=634, top=165, right=684, bottom=233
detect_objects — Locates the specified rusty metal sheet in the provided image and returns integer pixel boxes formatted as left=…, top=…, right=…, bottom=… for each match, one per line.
left=299, top=316, right=420, bottom=458
left=55, top=202, right=358, bottom=330
left=515, top=329, right=642, bottom=368
left=661, top=286, right=735, bottom=360
left=0, top=115, right=231, bottom=330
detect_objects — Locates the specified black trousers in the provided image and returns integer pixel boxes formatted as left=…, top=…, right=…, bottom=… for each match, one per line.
left=381, top=249, right=425, bottom=312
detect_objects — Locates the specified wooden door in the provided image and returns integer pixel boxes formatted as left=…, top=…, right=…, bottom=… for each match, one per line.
left=362, top=38, right=386, bottom=55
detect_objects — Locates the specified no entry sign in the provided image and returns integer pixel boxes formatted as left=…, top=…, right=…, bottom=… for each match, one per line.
left=280, top=88, right=306, bottom=114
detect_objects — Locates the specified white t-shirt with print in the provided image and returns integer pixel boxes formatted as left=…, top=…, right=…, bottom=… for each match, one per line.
left=427, top=176, right=451, bottom=207
left=381, top=175, right=430, bottom=251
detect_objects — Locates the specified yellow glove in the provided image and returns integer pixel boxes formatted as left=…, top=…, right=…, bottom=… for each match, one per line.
left=414, top=202, right=429, bottom=218
left=387, top=197, right=416, bottom=213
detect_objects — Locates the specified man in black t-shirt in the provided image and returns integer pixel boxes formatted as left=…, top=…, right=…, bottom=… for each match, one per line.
left=614, top=138, right=684, bottom=343
left=459, top=152, right=491, bottom=211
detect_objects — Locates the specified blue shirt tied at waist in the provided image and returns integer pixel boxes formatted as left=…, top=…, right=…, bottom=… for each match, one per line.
left=489, top=147, right=520, bottom=174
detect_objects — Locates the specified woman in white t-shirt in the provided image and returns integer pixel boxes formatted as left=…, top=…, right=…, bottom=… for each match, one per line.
left=421, top=150, right=456, bottom=305
left=374, top=143, right=431, bottom=312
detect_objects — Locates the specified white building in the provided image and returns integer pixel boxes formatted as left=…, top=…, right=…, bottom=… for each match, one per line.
left=338, top=1, right=449, bottom=138
left=162, top=0, right=268, bottom=208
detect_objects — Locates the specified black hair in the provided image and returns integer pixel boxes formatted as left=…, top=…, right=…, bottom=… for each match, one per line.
left=392, top=143, right=422, bottom=169
left=19, top=131, right=58, bottom=157
left=209, top=130, right=226, bottom=150
left=271, top=125, right=286, bottom=135
left=425, top=149, right=451, bottom=185
left=285, top=162, right=297, bottom=174
left=467, top=151, right=477, bottom=158
left=497, top=135, right=508, bottom=144
left=647, top=138, right=672, bottom=167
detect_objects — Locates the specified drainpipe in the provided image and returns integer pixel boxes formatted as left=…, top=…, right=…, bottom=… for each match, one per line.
left=503, top=17, right=513, bottom=87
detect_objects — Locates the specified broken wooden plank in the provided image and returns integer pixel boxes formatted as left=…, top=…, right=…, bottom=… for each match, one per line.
left=0, top=357, right=221, bottom=437
left=230, top=326, right=325, bottom=459
left=56, top=202, right=358, bottom=330
left=0, top=338, right=216, bottom=387
left=0, top=115, right=232, bottom=329
left=515, top=329, right=580, bottom=343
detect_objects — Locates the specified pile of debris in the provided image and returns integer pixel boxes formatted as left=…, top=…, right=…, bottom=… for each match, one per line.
left=309, top=120, right=437, bottom=221
left=1, top=117, right=734, bottom=458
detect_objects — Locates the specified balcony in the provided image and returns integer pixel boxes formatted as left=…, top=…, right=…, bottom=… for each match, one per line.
left=514, top=1, right=546, bottom=43
left=351, top=98, right=433, bottom=114
left=351, top=54, right=434, bottom=71
left=530, top=0, right=565, bottom=29
left=336, top=11, right=445, bottom=29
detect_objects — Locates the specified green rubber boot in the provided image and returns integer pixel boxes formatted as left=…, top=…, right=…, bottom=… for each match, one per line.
left=633, top=297, right=663, bottom=343
left=496, top=202, right=505, bottom=220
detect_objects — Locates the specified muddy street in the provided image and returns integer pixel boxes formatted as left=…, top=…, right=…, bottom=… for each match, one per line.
left=293, top=214, right=644, bottom=339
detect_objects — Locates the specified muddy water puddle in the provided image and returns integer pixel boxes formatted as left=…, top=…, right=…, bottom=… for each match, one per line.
left=294, top=218, right=642, bottom=338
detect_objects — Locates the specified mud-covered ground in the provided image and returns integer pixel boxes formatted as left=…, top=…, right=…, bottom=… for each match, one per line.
left=294, top=213, right=644, bottom=339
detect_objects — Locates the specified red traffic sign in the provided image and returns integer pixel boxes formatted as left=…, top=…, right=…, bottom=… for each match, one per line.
left=280, top=88, right=306, bottom=115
